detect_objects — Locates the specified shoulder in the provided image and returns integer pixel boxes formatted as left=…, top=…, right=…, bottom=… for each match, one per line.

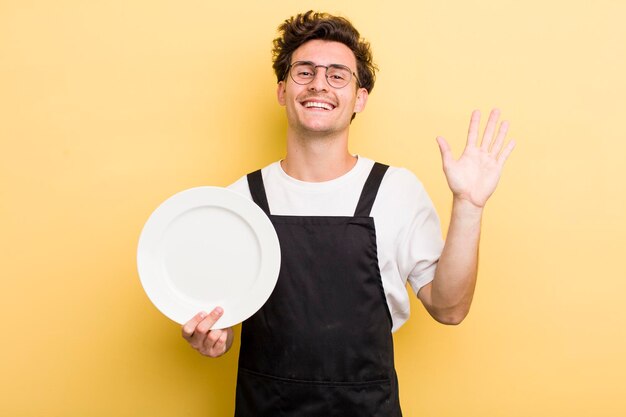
left=226, top=176, right=251, bottom=199
left=377, top=164, right=430, bottom=209
left=226, top=161, right=282, bottom=200
left=372, top=163, right=439, bottom=232
left=382, top=165, right=425, bottom=192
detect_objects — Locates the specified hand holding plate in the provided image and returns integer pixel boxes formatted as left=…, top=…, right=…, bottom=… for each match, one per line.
left=182, top=307, right=234, bottom=357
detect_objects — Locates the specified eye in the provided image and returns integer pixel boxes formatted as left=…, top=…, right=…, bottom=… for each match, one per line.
left=292, top=63, right=316, bottom=79
left=327, top=66, right=351, bottom=81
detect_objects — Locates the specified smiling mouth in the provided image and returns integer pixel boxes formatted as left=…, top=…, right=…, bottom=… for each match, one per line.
left=302, top=101, right=335, bottom=111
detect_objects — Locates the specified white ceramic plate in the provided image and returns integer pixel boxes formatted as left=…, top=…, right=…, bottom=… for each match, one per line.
left=137, top=186, right=280, bottom=329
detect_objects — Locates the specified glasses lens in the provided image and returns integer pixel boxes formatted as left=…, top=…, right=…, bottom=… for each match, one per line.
left=290, top=62, right=316, bottom=85
left=290, top=62, right=354, bottom=88
left=326, top=65, right=352, bottom=88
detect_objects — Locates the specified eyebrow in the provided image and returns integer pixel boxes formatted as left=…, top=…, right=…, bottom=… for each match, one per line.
left=291, top=60, right=353, bottom=69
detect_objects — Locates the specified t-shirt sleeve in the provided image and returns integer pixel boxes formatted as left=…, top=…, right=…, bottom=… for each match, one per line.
left=386, top=169, right=444, bottom=295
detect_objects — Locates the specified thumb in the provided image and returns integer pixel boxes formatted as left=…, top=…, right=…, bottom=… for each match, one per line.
left=436, top=136, right=453, bottom=166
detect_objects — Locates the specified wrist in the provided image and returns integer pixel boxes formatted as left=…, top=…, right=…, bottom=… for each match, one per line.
left=451, top=196, right=484, bottom=219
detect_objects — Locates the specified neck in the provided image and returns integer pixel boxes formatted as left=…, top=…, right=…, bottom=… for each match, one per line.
left=282, top=128, right=356, bottom=182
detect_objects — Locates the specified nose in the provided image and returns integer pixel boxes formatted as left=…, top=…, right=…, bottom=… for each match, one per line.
left=308, top=67, right=328, bottom=91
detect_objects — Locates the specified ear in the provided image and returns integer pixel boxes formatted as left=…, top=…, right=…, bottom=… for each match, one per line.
left=277, top=81, right=287, bottom=106
left=353, top=87, right=369, bottom=113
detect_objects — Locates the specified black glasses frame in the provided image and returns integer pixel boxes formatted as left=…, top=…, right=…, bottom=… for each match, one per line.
left=286, top=61, right=360, bottom=89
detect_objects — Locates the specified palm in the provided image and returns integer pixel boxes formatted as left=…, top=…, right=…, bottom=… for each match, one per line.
left=437, top=109, right=515, bottom=208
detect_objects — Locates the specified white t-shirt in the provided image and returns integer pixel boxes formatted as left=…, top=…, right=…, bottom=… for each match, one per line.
left=228, top=156, right=443, bottom=332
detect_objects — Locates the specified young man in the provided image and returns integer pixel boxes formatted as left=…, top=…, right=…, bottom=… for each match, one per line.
left=182, top=11, right=515, bottom=416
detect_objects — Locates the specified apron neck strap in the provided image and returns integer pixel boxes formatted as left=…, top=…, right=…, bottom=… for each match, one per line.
left=354, top=162, right=389, bottom=217
left=247, top=162, right=389, bottom=217
left=247, top=169, right=271, bottom=215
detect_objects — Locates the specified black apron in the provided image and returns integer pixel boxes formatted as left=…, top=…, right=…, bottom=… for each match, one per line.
left=235, top=162, right=402, bottom=417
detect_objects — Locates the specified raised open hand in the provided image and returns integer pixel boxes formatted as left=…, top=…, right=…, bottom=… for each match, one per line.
left=436, top=109, right=516, bottom=208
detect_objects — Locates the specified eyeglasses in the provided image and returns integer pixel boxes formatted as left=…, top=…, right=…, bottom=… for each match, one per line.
left=287, top=61, right=359, bottom=89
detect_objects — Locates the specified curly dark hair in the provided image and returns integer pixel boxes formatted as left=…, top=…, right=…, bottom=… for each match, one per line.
left=272, top=11, right=377, bottom=93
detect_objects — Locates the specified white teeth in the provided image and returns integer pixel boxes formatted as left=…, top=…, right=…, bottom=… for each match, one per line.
left=304, top=101, right=334, bottom=110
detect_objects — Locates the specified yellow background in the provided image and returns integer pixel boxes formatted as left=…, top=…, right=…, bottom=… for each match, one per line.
left=1, top=0, right=625, bottom=416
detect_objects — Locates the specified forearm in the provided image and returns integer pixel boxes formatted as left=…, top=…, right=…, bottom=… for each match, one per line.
left=429, top=197, right=483, bottom=323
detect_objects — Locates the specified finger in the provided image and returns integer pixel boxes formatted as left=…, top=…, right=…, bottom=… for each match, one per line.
left=203, top=329, right=228, bottom=356
left=466, top=109, right=481, bottom=147
left=194, top=307, right=224, bottom=335
left=189, top=307, right=224, bottom=345
left=490, top=120, right=509, bottom=155
left=480, top=108, right=500, bottom=151
left=215, top=331, right=229, bottom=356
left=436, top=136, right=454, bottom=166
left=203, top=328, right=223, bottom=351
left=182, top=311, right=208, bottom=341
left=497, top=139, right=516, bottom=166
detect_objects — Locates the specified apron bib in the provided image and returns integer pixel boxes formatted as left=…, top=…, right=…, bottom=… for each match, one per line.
left=235, top=163, right=402, bottom=417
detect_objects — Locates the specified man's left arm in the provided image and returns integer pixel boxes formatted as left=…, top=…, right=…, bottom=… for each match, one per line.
left=418, top=108, right=515, bottom=325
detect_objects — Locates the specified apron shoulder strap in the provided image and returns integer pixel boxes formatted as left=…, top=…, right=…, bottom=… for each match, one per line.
left=247, top=169, right=271, bottom=215
left=354, top=162, right=389, bottom=217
